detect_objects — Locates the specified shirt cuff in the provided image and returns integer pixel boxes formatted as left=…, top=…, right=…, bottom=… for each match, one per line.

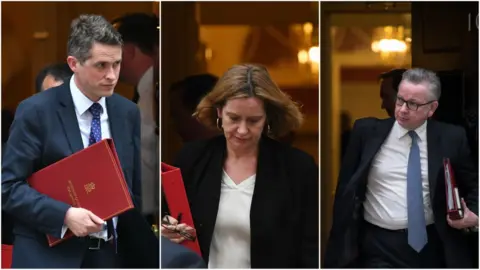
left=61, top=225, right=68, bottom=238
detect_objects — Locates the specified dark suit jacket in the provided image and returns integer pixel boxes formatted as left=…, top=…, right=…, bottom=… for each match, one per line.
left=161, top=236, right=205, bottom=268
left=324, top=118, right=478, bottom=268
left=1, top=83, right=158, bottom=268
left=163, top=135, right=319, bottom=268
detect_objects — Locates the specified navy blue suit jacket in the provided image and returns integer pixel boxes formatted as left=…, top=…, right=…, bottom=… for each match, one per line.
left=1, top=82, right=148, bottom=268
left=161, top=237, right=206, bottom=268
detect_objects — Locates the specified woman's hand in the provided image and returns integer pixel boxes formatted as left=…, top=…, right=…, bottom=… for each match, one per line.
left=161, top=215, right=196, bottom=244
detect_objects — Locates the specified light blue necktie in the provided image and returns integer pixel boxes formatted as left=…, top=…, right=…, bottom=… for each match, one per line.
left=407, top=130, right=428, bottom=252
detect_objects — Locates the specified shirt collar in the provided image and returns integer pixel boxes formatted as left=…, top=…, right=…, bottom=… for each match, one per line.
left=69, top=75, right=107, bottom=116
left=394, top=120, right=427, bottom=141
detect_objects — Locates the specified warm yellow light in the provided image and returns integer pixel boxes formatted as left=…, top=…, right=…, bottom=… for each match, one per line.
left=303, top=22, right=313, bottom=35
left=297, top=50, right=309, bottom=64
left=308, top=46, right=320, bottom=64
left=371, top=39, right=407, bottom=53
left=205, top=48, right=213, bottom=61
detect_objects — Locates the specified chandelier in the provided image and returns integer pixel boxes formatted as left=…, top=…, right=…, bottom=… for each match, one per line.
left=296, top=22, right=319, bottom=75
left=371, top=26, right=410, bottom=65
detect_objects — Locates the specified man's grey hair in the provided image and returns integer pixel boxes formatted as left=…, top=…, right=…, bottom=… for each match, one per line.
left=67, top=14, right=123, bottom=63
left=401, top=68, right=442, bottom=100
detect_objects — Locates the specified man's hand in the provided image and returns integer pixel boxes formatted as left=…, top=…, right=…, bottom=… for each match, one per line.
left=447, top=198, right=479, bottom=229
left=64, top=207, right=104, bottom=237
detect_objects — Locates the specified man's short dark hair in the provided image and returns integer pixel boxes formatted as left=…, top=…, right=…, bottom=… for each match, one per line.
left=170, top=74, right=219, bottom=112
left=112, top=13, right=159, bottom=55
left=35, top=63, right=74, bottom=92
left=379, top=68, right=407, bottom=92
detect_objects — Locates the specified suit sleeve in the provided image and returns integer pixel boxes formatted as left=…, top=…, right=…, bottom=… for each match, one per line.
left=332, top=119, right=364, bottom=223
left=324, top=119, right=364, bottom=267
left=132, top=107, right=142, bottom=210
left=1, top=101, right=70, bottom=238
left=454, top=127, right=478, bottom=216
left=299, top=156, right=319, bottom=268
left=161, top=237, right=206, bottom=268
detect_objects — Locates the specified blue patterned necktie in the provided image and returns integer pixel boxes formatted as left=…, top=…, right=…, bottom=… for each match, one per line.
left=407, top=131, right=428, bottom=252
left=88, top=103, right=103, bottom=146
left=88, top=103, right=116, bottom=247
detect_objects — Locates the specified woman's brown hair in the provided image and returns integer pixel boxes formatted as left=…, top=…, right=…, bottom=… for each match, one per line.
left=193, top=64, right=304, bottom=138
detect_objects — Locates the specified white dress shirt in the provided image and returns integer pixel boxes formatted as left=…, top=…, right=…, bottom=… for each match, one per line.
left=61, top=75, right=118, bottom=240
left=363, top=121, right=434, bottom=230
left=208, top=171, right=255, bottom=269
left=136, top=66, right=159, bottom=215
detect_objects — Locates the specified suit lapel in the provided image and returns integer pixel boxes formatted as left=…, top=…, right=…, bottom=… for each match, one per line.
left=189, top=138, right=224, bottom=259
left=57, top=84, right=84, bottom=154
left=352, top=119, right=394, bottom=187
left=249, top=137, right=285, bottom=264
left=427, top=120, right=442, bottom=202
left=106, top=97, right=128, bottom=163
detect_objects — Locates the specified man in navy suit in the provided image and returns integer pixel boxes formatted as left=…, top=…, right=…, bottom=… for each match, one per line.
left=161, top=236, right=206, bottom=268
left=2, top=14, right=158, bottom=268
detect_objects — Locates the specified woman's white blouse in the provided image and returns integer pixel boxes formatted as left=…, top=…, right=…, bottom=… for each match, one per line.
left=208, top=171, right=256, bottom=269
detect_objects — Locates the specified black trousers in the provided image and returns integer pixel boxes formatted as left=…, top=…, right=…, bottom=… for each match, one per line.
left=81, top=241, right=121, bottom=268
left=360, top=221, right=445, bottom=268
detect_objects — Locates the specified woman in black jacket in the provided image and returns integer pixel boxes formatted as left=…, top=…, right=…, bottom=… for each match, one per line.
left=162, top=64, right=319, bottom=268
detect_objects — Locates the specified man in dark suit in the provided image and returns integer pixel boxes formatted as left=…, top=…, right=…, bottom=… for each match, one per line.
left=2, top=14, right=158, bottom=268
left=161, top=236, right=206, bottom=268
left=325, top=68, right=478, bottom=268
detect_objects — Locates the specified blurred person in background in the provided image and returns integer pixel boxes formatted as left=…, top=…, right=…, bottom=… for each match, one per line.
left=35, top=63, right=73, bottom=92
left=113, top=12, right=159, bottom=225
left=169, top=73, right=221, bottom=143
left=379, top=68, right=407, bottom=117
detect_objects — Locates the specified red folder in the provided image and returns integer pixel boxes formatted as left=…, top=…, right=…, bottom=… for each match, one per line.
left=28, top=139, right=134, bottom=247
left=443, top=158, right=464, bottom=220
left=2, top=244, right=12, bottom=268
left=161, top=163, right=201, bottom=256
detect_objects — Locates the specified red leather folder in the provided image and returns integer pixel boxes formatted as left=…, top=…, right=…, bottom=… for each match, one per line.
left=443, top=158, right=464, bottom=220
left=28, top=139, right=134, bottom=247
left=2, top=244, right=12, bottom=268
left=161, top=163, right=201, bottom=256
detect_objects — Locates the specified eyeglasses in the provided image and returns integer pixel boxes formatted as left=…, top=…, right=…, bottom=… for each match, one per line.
left=395, top=96, right=435, bottom=111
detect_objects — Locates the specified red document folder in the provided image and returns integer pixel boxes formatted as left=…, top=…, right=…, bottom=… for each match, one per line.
left=161, top=163, right=201, bottom=256
left=28, top=139, right=134, bottom=247
left=2, top=244, right=12, bottom=268
left=443, top=158, right=464, bottom=220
